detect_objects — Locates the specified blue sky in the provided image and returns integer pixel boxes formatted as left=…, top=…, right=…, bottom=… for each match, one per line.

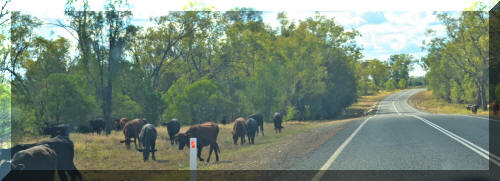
left=9, top=0, right=497, bottom=77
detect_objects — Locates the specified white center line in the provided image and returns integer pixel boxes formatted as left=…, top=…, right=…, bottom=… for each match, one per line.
left=311, top=116, right=376, bottom=181
left=392, top=101, right=401, bottom=115
left=411, top=114, right=500, bottom=167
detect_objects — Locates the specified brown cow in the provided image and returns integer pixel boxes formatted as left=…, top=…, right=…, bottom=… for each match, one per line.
left=11, top=144, right=57, bottom=170
left=232, top=117, right=246, bottom=145
left=5, top=144, right=58, bottom=181
left=491, top=100, right=500, bottom=116
left=176, top=122, right=220, bottom=162
left=120, top=118, right=146, bottom=149
left=119, top=117, right=130, bottom=130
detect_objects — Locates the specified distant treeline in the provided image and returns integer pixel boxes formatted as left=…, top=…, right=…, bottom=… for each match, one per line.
left=0, top=2, right=421, bottom=140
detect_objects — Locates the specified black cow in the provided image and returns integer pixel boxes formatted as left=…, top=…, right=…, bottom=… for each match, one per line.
left=42, top=124, right=70, bottom=138
left=137, top=124, right=157, bottom=162
left=166, top=118, right=181, bottom=145
left=466, top=104, right=480, bottom=114
left=246, top=118, right=258, bottom=144
left=273, top=112, right=284, bottom=133
left=249, top=113, right=264, bottom=136
left=76, top=124, right=91, bottom=133
left=0, top=136, right=82, bottom=181
left=3, top=144, right=58, bottom=181
left=89, top=118, right=105, bottom=134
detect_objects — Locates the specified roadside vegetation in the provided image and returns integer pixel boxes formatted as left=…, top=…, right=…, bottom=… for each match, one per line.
left=408, top=90, right=488, bottom=116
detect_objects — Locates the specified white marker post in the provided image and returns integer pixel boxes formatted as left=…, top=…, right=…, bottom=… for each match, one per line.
left=190, top=137, right=197, bottom=181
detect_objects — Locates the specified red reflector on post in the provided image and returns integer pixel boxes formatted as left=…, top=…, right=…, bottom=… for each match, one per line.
left=191, top=140, right=196, bottom=148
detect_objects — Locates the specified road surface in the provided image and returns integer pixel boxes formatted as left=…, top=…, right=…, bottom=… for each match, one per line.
left=285, top=89, right=499, bottom=180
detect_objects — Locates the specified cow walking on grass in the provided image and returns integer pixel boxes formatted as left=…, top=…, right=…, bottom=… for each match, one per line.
left=249, top=113, right=264, bottom=136
left=137, top=124, right=157, bottom=162
left=176, top=122, right=220, bottom=162
left=166, top=118, right=181, bottom=145
left=246, top=118, right=258, bottom=144
left=120, top=118, right=146, bottom=149
left=273, top=112, right=284, bottom=133
left=232, top=117, right=246, bottom=145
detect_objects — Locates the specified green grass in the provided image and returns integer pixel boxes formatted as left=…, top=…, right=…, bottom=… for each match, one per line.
left=408, top=90, right=488, bottom=116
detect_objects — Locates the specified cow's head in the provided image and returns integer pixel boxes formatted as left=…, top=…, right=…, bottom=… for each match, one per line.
left=232, top=131, right=238, bottom=144
left=175, top=132, right=190, bottom=150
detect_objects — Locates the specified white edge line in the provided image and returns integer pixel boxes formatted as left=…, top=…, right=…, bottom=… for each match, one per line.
left=411, top=115, right=500, bottom=167
left=392, top=101, right=401, bottom=115
left=311, top=116, right=375, bottom=181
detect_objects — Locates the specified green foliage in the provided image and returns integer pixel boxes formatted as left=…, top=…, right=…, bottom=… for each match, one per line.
left=0, top=82, right=10, bottom=144
left=284, top=105, right=297, bottom=121
left=423, top=11, right=488, bottom=108
left=384, top=79, right=397, bottom=90
left=398, top=79, right=407, bottom=89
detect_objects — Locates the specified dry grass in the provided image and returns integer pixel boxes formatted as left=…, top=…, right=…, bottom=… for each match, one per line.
left=336, top=89, right=402, bottom=119
left=408, top=90, right=488, bottom=116
left=13, top=90, right=397, bottom=180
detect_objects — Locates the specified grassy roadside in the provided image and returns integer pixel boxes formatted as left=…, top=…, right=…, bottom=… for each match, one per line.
left=336, top=89, right=403, bottom=119
left=15, top=89, right=400, bottom=180
left=408, top=90, right=488, bottom=116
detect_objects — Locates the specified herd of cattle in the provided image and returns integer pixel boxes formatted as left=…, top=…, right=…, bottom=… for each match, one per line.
left=465, top=100, right=500, bottom=115
left=0, top=112, right=284, bottom=180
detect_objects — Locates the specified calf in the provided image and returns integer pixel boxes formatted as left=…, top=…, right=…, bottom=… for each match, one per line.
left=42, top=124, right=70, bottom=138
left=166, top=118, right=181, bottom=145
left=273, top=112, right=284, bottom=133
left=176, top=122, right=220, bottom=162
left=0, top=136, right=81, bottom=181
left=246, top=118, right=258, bottom=144
left=232, top=117, right=246, bottom=145
left=137, top=124, right=157, bottom=162
left=249, top=113, right=264, bottom=136
left=120, top=118, right=146, bottom=149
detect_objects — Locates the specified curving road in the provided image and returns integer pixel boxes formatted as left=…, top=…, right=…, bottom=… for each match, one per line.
left=285, top=89, right=499, bottom=180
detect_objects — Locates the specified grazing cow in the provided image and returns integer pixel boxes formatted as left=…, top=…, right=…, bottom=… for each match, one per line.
left=246, top=118, right=258, bottom=144
left=176, top=122, right=220, bottom=162
left=0, top=136, right=82, bottom=181
left=166, top=118, right=181, bottom=145
left=249, top=113, right=264, bottom=136
left=273, top=112, right=284, bottom=133
left=89, top=118, right=105, bottom=134
left=232, top=117, right=246, bottom=145
left=119, top=117, right=130, bottom=130
left=120, top=118, right=146, bottom=149
left=42, top=124, right=70, bottom=138
left=466, top=104, right=480, bottom=114
left=136, top=124, right=157, bottom=162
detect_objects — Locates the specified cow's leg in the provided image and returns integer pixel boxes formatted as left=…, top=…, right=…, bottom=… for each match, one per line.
left=198, top=147, right=204, bottom=161
left=151, top=142, right=156, bottom=161
left=241, top=136, right=245, bottom=145
left=261, top=125, right=264, bottom=136
left=207, top=144, right=214, bottom=163
left=214, top=143, right=220, bottom=161
left=133, top=137, right=138, bottom=150
left=57, top=170, right=69, bottom=181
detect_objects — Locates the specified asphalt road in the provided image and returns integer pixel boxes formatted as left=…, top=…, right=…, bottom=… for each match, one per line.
left=285, top=89, right=500, bottom=180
